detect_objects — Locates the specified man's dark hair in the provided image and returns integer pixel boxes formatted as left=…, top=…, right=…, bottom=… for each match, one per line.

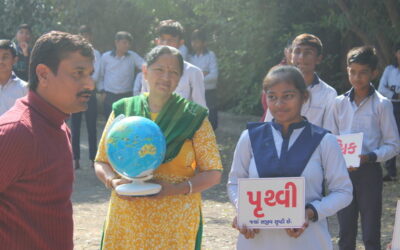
left=79, top=25, right=92, bottom=35
left=0, top=40, right=17, bottom=57
left=29, top=31, right=94, bottom=91
left=292, top=33, right=323, bottom=56
left=157, top=20, right=184, bottom=40
left=17, top=24, right=32, bottom=33
left=114, top=31, right=133, bottom=42
left=347, top=46, right=378, bottom=71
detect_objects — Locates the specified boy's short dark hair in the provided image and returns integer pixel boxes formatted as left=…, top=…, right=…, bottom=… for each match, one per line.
left=29, top=31, right=94, bottom=91
left=347, top=46, right=378, bottom=71
left=114, top=31, right=133, bottom=42
left=79, top=25, right=92, bottom=35
left=292, top=33, right=323, bottom=55
left=157, top=20, right=184, bottom=40
left=191, top=29, right=206, bottom=42
left=17, top=24, right=32, bottom=33
left=0, top=40, right=17, bottom=57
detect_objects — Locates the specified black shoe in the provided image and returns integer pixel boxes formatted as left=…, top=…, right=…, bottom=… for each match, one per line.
left=383, top=174, right=396, bottom=182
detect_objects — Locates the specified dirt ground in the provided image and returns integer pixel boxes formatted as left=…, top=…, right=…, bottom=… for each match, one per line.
left=72, top=112, right=399, bottom=250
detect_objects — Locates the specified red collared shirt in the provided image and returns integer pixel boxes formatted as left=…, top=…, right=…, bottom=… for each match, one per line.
left=0, top=91, right=74, bottom=250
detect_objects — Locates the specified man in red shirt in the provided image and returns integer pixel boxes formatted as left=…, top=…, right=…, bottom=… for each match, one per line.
left=0, top=31, right=95, bottom=250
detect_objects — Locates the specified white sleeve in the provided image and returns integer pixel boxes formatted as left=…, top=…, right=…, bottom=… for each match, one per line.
left=323, top=98, right=340, bottom=135
left=133, top=73, right=143, bottom=96
left=378, top=66, right=394, bottom=99
left=97, top=53, right=106, bottom=92
left=373, top=100, right=400, bottom=162
left=227, top=130, right=253, bottom=209
left=189, top=67, right=207, bottom=108
left=204, top=52, right=218, bottom=85
left=322, top=88, right=337, bottom=128
left=91, top=49, right=101, bottom=83
left=133, top=53, right=145, bottom=71
left=309, top=134, right=353, bottom=221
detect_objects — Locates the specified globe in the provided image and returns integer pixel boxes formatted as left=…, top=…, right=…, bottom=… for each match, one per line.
left=105, top=115, right=166, bottom=180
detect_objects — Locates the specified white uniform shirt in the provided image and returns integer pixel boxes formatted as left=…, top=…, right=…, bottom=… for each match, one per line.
left=264, top=75, right=337, bottom=128
left=98, top=50, right=144, bottom=94
left=0, top=74, right=28, bottom=115
left=133, top=72, right=143, bottom=96
left=179, top=44, right=188, bottom=61
left=188, top=51, right=218, bottom=90
left=91, top=49, right=101, bottom=84
left=325, top=86, right=400, bottom=162
left=227, top=126, right=352, bottom=250
left=141, top=61, right=207, bottom=107
left=378, top=65, right=400, bottom=102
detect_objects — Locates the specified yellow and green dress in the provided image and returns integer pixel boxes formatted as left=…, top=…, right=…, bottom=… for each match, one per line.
left=96, top=94, right=223, bottom=249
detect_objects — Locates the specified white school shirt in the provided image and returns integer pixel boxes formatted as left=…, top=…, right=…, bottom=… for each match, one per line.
left=188, top=51, right=218, bottom=90
left=98, top=50, right=144, bottom=94
left=91, top=49, right=101, bottom=84
left=378, top=65, right=400, bottom=102
left=264, top=74, right=337, bottom=128
left=179, top=44, right=188, bottom=61
left=141, top=61, right=207, bottom=107
left=227, top=126, right=352, bottom=250
left=325, top=86, right=400, bottom=162
left=0, top=74, right=28, bottom=116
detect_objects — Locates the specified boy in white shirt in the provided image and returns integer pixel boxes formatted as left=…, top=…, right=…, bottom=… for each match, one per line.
left=326, top=46, right=400, bottom=250
left=264, top=34, right=337, bottom=128
left=142, top=20, right=207, bottom=107
left=0, top=40, right=28, bottom=116
left=188, top=29, right=218, bottom=129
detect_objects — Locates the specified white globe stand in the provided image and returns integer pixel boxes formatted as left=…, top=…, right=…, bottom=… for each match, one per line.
left=115, top=174, right=162, bottom=196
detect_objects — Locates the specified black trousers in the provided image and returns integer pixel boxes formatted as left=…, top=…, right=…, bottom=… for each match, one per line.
left=71, top=94, right=97, bottom=161
left=205, top=89, right=218, bottom=130
left=385, top=101, right=400, bottom=177
left=103, top=91, right=132, bottom=119
left=338, top=163, right=382, bottom=250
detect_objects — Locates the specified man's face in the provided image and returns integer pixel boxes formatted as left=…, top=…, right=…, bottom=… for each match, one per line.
left=291, top=44, right=322, bottom=75
left=156, top=34, right=183, bottom=49
left=39, top=51, right=95, bottom=113
left=16, top=28, right=31, bottom=43
left=347, top=63, right=377, bottom=91
left=0, top=49, right=16, bottom=76
left=115, top=39, right=130, bottom=54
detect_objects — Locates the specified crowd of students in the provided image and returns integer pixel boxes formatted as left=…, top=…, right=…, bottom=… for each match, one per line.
left=0, top=19, right=399, bottom=250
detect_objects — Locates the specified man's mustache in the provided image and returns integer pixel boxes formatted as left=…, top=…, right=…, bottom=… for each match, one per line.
left=77, top=90, right=93, bottom=96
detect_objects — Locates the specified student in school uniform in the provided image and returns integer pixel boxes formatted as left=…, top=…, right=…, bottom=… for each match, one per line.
left=188, top=29, right=219, bottom=129
left=141, top=20, right=207, bottom=107
left=264, top=34, right=337, bottom=128
left=228, top=65, right=352, bottom=250
left=378, top=42, right=400, bottom=181
left=325, top=46, right=400, bottom=250
left=98, top=31, right=144, bottom=118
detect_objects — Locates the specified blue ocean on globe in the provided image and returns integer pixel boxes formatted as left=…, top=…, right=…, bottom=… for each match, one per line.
left=106, top=116, right=166, bottom=179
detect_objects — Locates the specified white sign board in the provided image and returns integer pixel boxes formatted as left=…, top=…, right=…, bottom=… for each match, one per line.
left=391, top=200, right=400, bottom=250
left=238, top=177, right=305, bottom=229
left=336, top=133, right=363, bottom=168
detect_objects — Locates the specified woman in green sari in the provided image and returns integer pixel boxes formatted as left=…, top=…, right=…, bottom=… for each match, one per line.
left=94, top=46, right=223, bottom=249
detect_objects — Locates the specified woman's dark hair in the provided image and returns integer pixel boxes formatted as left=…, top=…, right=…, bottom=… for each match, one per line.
left=145, top=46, right=184, bottom=76
left=263, top=65, right=308, bottom=97
left=29, top=31, right=94, bottom=91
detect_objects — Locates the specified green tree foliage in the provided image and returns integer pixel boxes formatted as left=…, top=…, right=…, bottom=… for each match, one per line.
left=1, top=0, right=399, bottom=114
